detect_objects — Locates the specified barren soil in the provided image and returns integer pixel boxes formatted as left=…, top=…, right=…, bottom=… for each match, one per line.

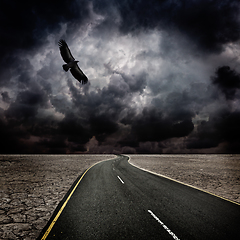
left=0, top=154, right=115, bottom=239
left=129, top=154, right=240, bottom=204
left=1, top=154, right=239, bottom=239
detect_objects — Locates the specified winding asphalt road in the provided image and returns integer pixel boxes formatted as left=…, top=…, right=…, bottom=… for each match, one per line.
left=39, top=155, right=240, bottom=240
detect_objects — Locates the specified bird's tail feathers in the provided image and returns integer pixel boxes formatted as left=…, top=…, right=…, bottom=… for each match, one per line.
left=62, top=64, right=69, bottom=72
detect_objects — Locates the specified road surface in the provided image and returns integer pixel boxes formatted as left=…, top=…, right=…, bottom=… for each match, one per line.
left=38, top=155, right=240, bottom=240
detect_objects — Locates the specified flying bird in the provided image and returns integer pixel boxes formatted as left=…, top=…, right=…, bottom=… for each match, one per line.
left=58, top=39, right=88, bottom=84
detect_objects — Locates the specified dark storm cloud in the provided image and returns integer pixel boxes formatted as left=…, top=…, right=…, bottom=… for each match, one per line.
left=104, top=63, right=148, bottom=94
left=131, top=108, right=194, bottom=142
left=120, top=89, right=197, bottom=148
left=1, top=92, right=11, bottom=103
left=92, top=0, right=240, bottom=54
left=5, top=85, right=50, bottom=122
left=211, top=66, right=240, bottom=100
left=5, top=91, right=43, bottom=123
left=89, top=115, right=119, bottom=142
left=0, top=59, right=55, bottom=153
left=0, top=116, right=30, bottom=153
left=54, top=71, right=147, bottom=148
left=64, top=76, right=129, bottom=143
left=116, top=0, right=240, bottom=52
left=0, top=0, right=89, bottom=50
left=187, top=110, right=240, bottom=153
left=1, top=0, right=240, bottom=153
left=37, top=137, right=67, bottom=154
left=160, top=91, right=196, bottom=121
left=116, top=72, right=147, bottom=93
left=0, top=0, right=90, bottom=77
left=1, top=0, right=240, bottom=62
left=2, top=0, right=236, bottom=61
left=59, top=112, right=90, bottom=144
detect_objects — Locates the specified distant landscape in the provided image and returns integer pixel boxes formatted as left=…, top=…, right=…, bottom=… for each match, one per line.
left=0, top=154, right=239, bottom=239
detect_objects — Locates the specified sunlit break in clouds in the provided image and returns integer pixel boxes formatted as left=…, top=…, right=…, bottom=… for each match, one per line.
left=1, top=0, right=240, bottom=153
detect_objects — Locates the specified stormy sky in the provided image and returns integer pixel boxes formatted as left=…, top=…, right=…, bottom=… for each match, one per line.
left=1, top=0, right=240, bottom=153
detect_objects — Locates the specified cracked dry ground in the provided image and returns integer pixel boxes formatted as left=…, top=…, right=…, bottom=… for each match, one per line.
left=1, top=154, right=240, bottom=239
left=0, top=155, right=115, bottom=240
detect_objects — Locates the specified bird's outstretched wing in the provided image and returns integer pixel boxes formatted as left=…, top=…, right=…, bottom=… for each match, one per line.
left=58, top=39, right=75, bottom=63
left=70, top=65, right=88, bottom=84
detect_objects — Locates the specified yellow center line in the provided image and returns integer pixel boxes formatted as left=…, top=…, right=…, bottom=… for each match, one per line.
left=41, top=156, right=117, bottom=240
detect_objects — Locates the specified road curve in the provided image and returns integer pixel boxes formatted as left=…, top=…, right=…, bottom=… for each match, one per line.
left=38, top=155, right=240, bottom=240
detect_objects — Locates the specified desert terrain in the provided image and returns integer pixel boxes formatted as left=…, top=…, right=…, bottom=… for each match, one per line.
left=1, top=154, right=239, bottom=239
left=129, top=154, right=240, bottom=204
left=0, top=154, right=115, bottom=239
